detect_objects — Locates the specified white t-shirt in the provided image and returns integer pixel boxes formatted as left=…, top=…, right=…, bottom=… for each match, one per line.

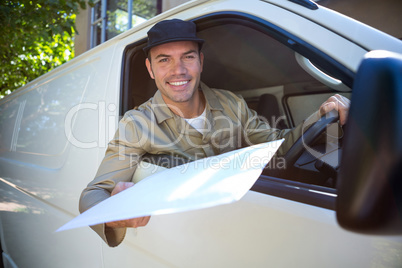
left=184, top=108, right=207, bottom=134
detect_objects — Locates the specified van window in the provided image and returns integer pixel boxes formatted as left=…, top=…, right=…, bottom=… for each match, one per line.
left=120, top=13, right=353, bottom=209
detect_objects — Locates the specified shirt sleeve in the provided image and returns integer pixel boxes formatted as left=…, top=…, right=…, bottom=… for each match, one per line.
left=79, top=111, right=147, bottom=247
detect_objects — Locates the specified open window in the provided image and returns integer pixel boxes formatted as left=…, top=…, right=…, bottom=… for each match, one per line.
left=120, top=12, right=354, bottom=209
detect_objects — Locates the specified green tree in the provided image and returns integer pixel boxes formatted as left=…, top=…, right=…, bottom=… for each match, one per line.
left=0, top=0, right=93, bottom=98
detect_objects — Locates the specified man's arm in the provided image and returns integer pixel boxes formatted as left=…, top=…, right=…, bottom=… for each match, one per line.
left=236, top=92, right=350, bottom=155
left=79, top=112, right=149, bottom=247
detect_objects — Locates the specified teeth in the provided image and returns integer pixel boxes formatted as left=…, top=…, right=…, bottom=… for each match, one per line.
left=169, top=81, right=188, bottom=86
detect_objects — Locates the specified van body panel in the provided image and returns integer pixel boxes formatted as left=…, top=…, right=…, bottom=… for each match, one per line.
left=102, top=191, right=401, bottom=267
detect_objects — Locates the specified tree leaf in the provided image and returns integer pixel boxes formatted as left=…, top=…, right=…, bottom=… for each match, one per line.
left=0, top=0, right=89, bottom=97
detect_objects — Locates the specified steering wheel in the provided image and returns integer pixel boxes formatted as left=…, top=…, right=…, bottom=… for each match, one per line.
left=284, top=112, right=340, bottom=169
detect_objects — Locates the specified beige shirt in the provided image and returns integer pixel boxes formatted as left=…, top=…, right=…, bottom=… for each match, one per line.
left=79, top=82, right=303, bottom=247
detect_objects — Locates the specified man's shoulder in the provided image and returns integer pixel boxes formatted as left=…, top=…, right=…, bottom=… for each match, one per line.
left=213, top=88, right=241, bottom=100
left=202, top=83, right=243, bottom=102
left=122, top=98, right=156, bottom=120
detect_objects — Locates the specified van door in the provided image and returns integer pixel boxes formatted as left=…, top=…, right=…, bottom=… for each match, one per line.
left=101, top=3, right=402, bottom=267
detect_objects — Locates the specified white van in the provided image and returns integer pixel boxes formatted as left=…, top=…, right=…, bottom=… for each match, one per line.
left=1, top=0, right=402, bottom=267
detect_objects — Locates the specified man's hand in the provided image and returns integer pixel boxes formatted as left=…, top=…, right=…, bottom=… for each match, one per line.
left=319, top=94, right=350, bottom=125
left=105, top=182, right=151, bottom=228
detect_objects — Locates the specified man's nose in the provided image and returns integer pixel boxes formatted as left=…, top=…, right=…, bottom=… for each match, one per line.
left=171, top=59, right=186, bottom=75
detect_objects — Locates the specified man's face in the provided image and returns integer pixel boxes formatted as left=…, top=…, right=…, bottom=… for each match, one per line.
left=145, top=41, right=204, bottom=106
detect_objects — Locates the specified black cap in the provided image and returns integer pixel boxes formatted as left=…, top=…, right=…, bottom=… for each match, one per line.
left=143, top=19, right=204, bottom=56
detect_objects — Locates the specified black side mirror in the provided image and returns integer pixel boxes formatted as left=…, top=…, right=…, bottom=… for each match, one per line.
left=337, top=50, right=402, bottom=234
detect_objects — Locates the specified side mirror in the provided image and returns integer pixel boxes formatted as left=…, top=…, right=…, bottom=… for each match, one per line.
left=337, top=50, right=402, bottom=234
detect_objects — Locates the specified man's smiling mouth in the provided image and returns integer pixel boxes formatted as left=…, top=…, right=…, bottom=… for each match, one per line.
left=168, top=80, right=189, bottom=86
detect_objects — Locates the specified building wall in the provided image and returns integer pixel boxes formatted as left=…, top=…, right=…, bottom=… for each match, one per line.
left=162, top=0, right=189, bottom=12
left=75, top=5, right=92, bottom=57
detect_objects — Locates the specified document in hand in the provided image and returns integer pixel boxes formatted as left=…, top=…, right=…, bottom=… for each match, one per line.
left=57, top=139, right=284, bottom=232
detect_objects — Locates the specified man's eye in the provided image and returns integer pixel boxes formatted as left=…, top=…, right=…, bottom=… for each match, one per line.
left=185, top=55, right=195, bottom=59
left=159, top=58, right=168, bottom=63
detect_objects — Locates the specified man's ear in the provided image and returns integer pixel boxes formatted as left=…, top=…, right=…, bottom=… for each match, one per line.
left=145, top=58, right=155, bottom=79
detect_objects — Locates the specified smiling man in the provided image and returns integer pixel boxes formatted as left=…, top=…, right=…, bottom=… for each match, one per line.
left=79, top=19, right=350, bottom=247
left=145, top=40, right=205, bottom=118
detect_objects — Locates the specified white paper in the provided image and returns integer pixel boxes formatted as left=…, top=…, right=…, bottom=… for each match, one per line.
left=57, top=139, right=284, bottom=232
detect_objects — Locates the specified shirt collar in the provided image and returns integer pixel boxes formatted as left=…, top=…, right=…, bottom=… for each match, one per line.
left=151, top=82, right=225, bottom=124
left=151, top=90, right=173, bottom=124
left=200, top=82, right=224, bottom=112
